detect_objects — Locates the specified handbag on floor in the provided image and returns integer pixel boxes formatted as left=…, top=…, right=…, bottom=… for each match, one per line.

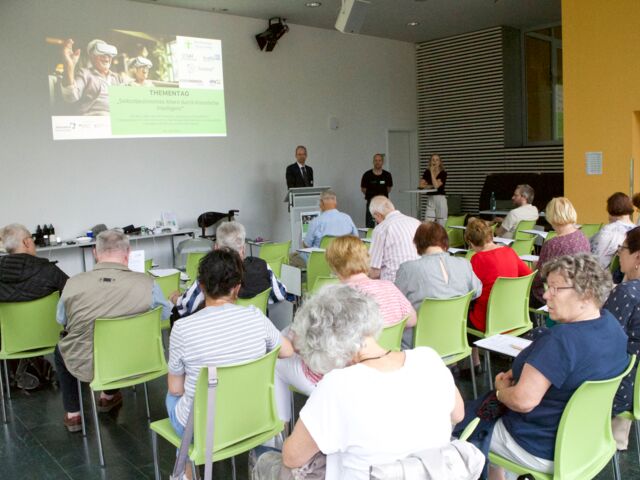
left=171, top=367, right=218, bottom=480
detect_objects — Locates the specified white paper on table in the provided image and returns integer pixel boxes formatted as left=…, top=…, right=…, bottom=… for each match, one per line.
left=520, top=254, right=540, bottom=262
left=537, top=305, right=549, bottom=312
left=449, top=225, right=467, bottom=230
left=521, top=229, right=548, bottom=239
left=493, top=237, right=515, bottom=245
left=474, top=334, right=532, bottom=358
left=362, top=238, right=372, bottom=244
left=448, top=247, right=468, bottom=254
left=128, top=250, right=145, bottom=273
left=297, top=247, right=325, bottom=254
left=148, top=268, right=181, bottom=277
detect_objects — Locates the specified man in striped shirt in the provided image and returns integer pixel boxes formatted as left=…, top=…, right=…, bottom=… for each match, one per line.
left=368, top=196, right=421, bottom=282
left=172, top=221, right=292, bottom=319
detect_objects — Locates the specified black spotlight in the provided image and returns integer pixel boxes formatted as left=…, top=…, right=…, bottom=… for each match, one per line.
left=255, top=17, right=289, bottom=52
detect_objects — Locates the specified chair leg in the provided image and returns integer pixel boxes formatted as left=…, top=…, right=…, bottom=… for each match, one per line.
left=90, top=389, right=106, bottom=467
left=289, top=391, right=296, bottom=434
left=470, top=359, right=478, bottom=399
left=192, top=462, right=201, bottom=480
left=77, top=380, right=86, bottom=437
left=151, top=431, right=161, bottom=480
left=231, top=456, right=237, bottom=480
left=612, top=451, right=622, bottom=480
left=3, top=360, right=10, bottom=400
left=143, top=382, right=151, bottom=420
left=0, top=362, right=6, bottom=424
left=485, top=352, right=493, bottom=390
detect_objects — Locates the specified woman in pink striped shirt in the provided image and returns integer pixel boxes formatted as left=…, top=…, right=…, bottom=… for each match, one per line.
left=326, top=235, right=417, bottom=328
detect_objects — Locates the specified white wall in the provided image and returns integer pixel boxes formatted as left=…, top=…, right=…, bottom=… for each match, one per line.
left=0, top=0, right=416, bottom=272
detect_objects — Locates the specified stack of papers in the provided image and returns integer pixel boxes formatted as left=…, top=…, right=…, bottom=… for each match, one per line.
left=448, top=247, right=468, bottom=254
left=297, top=247, right=325, bottom=253
left=474, top=334, right=532, bottom=358
left=493, top=237, right=515, bottom=245
left=520, top=254, right=539, bottom=262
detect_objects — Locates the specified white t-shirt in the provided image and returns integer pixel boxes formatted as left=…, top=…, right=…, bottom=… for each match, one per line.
left=299, top=347, right=455, bottom=480
left=501, top=204, right=539, bottom=238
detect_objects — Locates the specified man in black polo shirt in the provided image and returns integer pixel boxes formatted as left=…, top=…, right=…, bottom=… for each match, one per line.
left=360, top=153, right=393, bottom=228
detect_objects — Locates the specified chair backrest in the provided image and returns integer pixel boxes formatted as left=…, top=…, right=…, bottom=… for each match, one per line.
left=377, top=317, right=408, bottom=351
left=186, top=252, right=207, bottom=286
left=258, top=241, right=291, bottom=265
left=92, top=307, right=167, bottom=388
left=446, top=226, right=465, bottom=248
left=144, top=258, right=153, bottom=273
left=154, top=272, right=181, bottom=299
left=514, top=220, right=537, bottom=240
left=319, top=235, right=337, bottom=249
left=311, top=275, right=340, bottom=293
left=554, top=355, right=636, bottom=479
left=464, top=250, right=476, bottom=261
left=543, top=230, right=557, bottom=243
left=266, top=257, right=284, bottom=278
left=0, top=291, right=61, bottom=356
left=485, top=272, right=536, bottom=337
left=365, top=228, right=374, bottom=239
left=579, top=223, right=603, bottom=239
left=414, top=291, right=474, bottom=357
left=236, top=288, right=271, bottom=315
left=609, top=254, right=620, bottom=273
left=307, top=251, right=332, bottom=292
left=445, top=214, right=467, bottom=228
left=190, top=348, right=282, bottom=464
left=631, top=358, right=640, bottom=419
left=510, top=237, right=535, bottom=256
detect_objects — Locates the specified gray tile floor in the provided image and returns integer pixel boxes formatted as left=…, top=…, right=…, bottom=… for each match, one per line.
left=1, top=354, right=639, bottom=479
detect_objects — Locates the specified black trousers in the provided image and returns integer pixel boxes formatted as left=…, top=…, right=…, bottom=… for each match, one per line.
left=54, top=345, right=118, bottom=413
left=365, top=200, right=375, bottom=229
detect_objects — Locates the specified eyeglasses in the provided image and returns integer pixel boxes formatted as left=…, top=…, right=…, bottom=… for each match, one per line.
left=543, top=284, right=575, bottom=295
left=617, top=245, right=630, bottom=254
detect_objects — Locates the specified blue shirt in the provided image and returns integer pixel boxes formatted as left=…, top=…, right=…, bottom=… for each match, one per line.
left=304, top=209, right=358, bottom=248
left=501, top=310, right=628, bottom=460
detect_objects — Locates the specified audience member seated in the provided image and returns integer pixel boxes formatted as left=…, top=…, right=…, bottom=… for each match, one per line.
left=303, top=190, right=358, bottom=249
left=604, top=226, right=640, bottom=450
left=591, top=192, right=636, bottom=268
left=54, top=230, right=172, bottom=432
left=530, top=197, right=590, bottom=307
left=173, top=221, right=290, bottom=319
left=458, top=254, right=628, bottom=480
left=0, top=223, right=68, bottom=302
left=0, top=223, right=69, bottom=390
left=368, top=195, right=421, bottom=282
left=166, top=248, right=294, bottom=442
left=494, top=185, right=539, bottom=239
left=281, top=285, right=464, bottom=479
left=395, top=222, right=482, bottom=348
left=633, top=192, right=640, bottom=225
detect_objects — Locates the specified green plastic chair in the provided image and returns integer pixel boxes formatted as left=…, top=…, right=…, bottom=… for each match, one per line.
left=150, top=348, right=284, bottom=480
left=514, top=220, right=537, bottom=240
left=311, top=275, right=340, bottom=293
left=319, top=235, right=338, bottom=249
left=266, top=257, right=284, bottom=278
left=377, top=317, right=408, bottom=352
left=460, top=417, right=480, bottom=442
left=609, top=254, right=620, bottom=274
left=258, top=241, right=291, bottom=267
left=579, top=223, right=602, bottom=239
left=154, top=272, right=180, bottom=300
left=185, top=252, right=207, bottom=287
left=489, top=355, right=635, bottom=480
left=465, top=250, right=476, bottom=261
left=414, top=291, right=476, bottom=397
left=236, top=288, right=271, bottom=315
left=445, top=214, right=468, bottom=248
left=305, top=251, right=332, bottom=293
left=365, top=228, right=374, bottom=239
left=144, top=258, right=153, bottom=273
left=543, top=231, right=557, bottom=243
left=615, top=356, right=640, bottom=464
left=511, top=237, right=535, bottom=256
left=468, top=272, right=536, bottom=388
left=0, top=291, right=61, bottom=423
left=82, top=307, right=167, bottom=466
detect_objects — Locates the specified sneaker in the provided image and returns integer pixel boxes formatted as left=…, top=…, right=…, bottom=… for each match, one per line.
left=97, top=391, right=123, bottom=413
left=64, top=414, right=82, bottom=433
left=16, top=371, right=39, bottom=390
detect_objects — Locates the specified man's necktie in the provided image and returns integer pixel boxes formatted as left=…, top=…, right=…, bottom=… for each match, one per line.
left=301, top=167, right=308, bottom=185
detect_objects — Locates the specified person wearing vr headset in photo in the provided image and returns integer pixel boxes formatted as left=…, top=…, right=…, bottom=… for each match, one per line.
left=127, top=56, right=154, bottom=87
left=60, top=38, right=121, bottom=115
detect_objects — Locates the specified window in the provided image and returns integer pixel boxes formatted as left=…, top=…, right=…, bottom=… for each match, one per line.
left=524, top=25, right=562, bottom=143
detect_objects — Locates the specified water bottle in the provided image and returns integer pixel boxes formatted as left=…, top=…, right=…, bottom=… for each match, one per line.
left=490, top=192, right=497, bottom=211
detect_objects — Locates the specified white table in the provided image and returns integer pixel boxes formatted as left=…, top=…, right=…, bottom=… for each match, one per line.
left=479, top=209, right=545, bottom=217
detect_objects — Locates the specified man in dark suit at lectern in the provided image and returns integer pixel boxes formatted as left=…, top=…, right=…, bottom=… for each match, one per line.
left=286, top=145, right=314, bottom=188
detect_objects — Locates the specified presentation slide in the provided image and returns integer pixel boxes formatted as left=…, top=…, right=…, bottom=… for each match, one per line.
left=46, top=30, right=226, bottom=140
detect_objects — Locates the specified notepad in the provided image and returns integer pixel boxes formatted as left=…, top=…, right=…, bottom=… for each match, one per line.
left=474, top=334, right=532, bottom=358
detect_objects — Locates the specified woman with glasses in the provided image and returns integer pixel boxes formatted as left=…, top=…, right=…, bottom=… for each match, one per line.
left=530, top=197, right=590, bottom=307
left=603, top=226, right=640, bottom=450
left=478, top=253, right=628, bottom=479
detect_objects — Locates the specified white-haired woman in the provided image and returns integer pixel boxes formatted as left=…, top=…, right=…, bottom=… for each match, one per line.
left=282, top=285, right=464, bottom=479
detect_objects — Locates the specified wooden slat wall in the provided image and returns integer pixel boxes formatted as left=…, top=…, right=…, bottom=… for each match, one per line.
left=416, top=27, right=563, bottom=215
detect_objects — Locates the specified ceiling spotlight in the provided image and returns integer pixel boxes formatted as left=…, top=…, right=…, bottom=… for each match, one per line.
left=255, top=17, right=289, bottom=52
left=407, top=21, right=420, bottom=27
left=306, top=1, right=322, bottom=6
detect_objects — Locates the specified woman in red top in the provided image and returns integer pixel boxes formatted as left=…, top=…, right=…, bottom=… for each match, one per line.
left=464, top=218, right=532, bottom=332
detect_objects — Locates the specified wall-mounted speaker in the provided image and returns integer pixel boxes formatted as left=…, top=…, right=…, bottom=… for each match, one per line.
left=335, top=0, right=370, bottom=34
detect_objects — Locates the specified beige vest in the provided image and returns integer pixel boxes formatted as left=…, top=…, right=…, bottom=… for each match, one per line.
left=58, top=262, right=154, bottom=382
